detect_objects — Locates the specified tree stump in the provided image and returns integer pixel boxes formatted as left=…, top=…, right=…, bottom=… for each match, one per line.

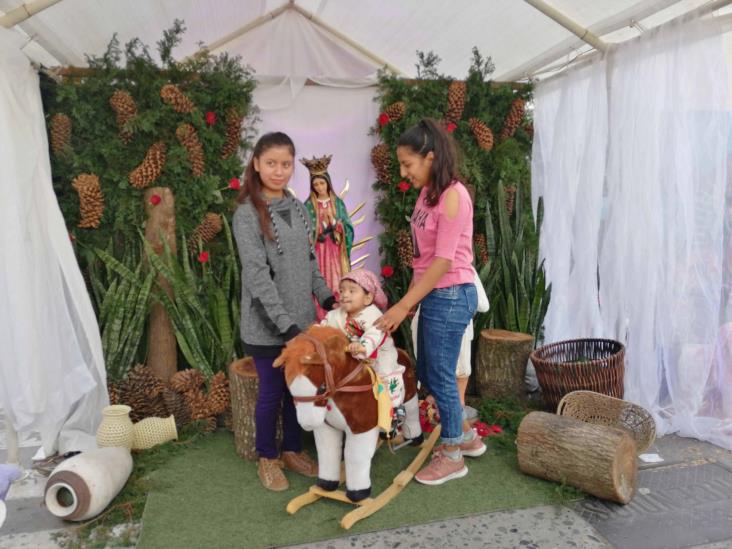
left=144, top=187, right=177, bottom=382
left=517, top=411, right=637, bottom=504
left=476, top=329, right=533, bottom=401
left=229, top=357, right=282, bottom=460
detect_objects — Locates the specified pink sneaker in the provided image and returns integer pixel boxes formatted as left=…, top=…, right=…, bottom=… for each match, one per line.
left=415, top=447, right=468, bottom=485
left=460, top=431, right=487, bottom=457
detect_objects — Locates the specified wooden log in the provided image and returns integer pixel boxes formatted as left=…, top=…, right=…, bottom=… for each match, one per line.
left=229, top=357, right=282, bottom=460
left=476, top=329, right=534, bottom=401
left=144, top=187, right=177, bottom=382
left=516, top=411, right=637, bottom=504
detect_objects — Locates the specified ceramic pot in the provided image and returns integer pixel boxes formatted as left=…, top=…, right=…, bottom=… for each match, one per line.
left=44, top=447, right=133, bottom=521
left=96, top=405, right=134, bottom=449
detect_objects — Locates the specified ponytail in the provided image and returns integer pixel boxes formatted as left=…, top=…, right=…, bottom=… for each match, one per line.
left=397, top=118, right=458, bottom=207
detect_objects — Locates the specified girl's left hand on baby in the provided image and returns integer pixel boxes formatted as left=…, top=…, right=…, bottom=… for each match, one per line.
left=374, top=303, right=409, bottom=333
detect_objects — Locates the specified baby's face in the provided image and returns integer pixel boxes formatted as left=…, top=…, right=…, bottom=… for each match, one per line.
left=338, top=280, right=373, bottom=314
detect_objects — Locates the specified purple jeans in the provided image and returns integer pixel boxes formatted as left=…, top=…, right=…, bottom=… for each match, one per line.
left=254, top=356, right=302, bottom=459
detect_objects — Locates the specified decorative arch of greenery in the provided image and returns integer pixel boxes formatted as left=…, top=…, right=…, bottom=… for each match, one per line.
left=42, top=22, right=257, bottom=380
left=372, top=49, right=550, bottom=354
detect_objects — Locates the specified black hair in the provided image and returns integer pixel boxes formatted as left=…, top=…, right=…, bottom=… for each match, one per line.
left=397, top=118, right=458, bottom=207
left=237, top=132, right=295, bottom=240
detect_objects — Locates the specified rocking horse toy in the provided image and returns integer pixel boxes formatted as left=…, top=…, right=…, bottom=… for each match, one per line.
left=274, top=325, right=440, bottom=529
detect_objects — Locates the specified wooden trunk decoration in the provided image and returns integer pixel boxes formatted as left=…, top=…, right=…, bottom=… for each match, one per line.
left=476, top=329, right=533, bottom=401
left=229, top=357, right=282, bottom=460
left=144, top=187, right=177, bottom=382
left=517, top=411, right=637, bottom=504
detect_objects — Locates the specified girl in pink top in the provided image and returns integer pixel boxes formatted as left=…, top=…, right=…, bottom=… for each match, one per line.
left=375, top=119, right=484, bottom=486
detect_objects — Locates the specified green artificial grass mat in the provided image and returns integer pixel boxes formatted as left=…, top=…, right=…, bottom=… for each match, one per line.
left=138, top=431, right=570, bottom=549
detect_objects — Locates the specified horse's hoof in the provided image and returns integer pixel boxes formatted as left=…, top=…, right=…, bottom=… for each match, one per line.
left=408, top=433, right=425, bottom=446
left=316, top=478, right=339, bottom=491
left=346, top=487, right=371, bottom=502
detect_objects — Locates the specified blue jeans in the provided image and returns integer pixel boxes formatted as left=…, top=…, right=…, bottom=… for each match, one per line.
left=416, top=283, right=478, bottom=445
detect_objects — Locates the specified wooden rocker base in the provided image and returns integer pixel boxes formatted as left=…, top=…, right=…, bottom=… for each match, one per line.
left=286, top=425, right=441, bottom=530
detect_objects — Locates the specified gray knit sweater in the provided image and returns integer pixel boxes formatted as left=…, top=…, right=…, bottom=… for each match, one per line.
left=233, top=195, right=333, bottom=356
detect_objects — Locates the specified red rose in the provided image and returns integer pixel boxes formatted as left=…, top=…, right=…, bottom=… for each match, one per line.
left=474, top=421, right=491, bottom=437
left=149, top=194, right=161, bottom=205
left=446, top=121, right=458, bottom=133
left=378, top=112, right=390, bottom=127
left=205, top=111, right=217, bottom=125
left=229, top=177, right=241, bottom=190
left=397, top=180, right=411, bottom=193
left=197, top=251, right=209, bottom=263
left=381, top=265, right=394, bottom=278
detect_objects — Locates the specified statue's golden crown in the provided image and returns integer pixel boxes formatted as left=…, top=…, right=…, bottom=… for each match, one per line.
left=299, top=154, right=332, bottom=176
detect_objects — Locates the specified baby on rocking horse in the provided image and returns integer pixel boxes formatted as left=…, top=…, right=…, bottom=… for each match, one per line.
left=322, top=270, right=411, bottom=435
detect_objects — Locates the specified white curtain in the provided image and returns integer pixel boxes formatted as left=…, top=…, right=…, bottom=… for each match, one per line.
left=532, top=59, right=607, bottom=345
left=534, top=12, right=732, bottom=450
left=0, top=28, right=108, bottom=456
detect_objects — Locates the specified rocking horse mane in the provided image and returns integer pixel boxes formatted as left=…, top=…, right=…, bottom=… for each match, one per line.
left=275, top=325, right=378, bottom=433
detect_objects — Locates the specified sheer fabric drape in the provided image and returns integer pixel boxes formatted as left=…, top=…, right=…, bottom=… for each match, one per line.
left=533, top=13, right=732, bottom=450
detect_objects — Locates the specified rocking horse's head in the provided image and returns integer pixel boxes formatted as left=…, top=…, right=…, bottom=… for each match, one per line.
left=274, top=325, right=354, bottom=431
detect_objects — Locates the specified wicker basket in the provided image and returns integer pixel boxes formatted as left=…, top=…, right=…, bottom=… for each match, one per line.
left=557, top=390, right=656, bottom=453
left=529, top=338, right=624, bottom=408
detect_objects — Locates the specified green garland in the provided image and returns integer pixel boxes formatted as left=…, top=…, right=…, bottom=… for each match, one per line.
left=42, top=22, right=256, bottom=378
left=44, top=20, right=255, bottom=255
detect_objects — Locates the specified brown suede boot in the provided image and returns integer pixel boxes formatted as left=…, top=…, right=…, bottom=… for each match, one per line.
left=258, top=458, right=288, bottom=491
left=281, top=451, right=318, bottom=478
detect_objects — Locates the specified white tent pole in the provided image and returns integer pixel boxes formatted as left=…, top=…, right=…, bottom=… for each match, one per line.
left=0, top=0, right=62, bottom=28
left=498, top=0, right=681, bottom=82
left=290, top=3, right=405, bottom=76
left=190, top=2, right=291, bottom=59
left=534, top=0, right=732, bottom=85
left=523, top=0, right=608, bottom=53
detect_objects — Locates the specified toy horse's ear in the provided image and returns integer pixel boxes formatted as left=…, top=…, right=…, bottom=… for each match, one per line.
left=273, top=353, right=286, bottom=368
left=324, top=335, right=347, bottom=362
left=300, top=353, right=324, bottom=365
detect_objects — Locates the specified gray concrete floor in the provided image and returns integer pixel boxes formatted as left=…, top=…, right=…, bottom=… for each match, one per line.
left=2, top=434, right=732, bottom=548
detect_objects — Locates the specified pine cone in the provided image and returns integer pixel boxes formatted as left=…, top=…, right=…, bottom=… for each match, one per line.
left=118, top=364, right=168, bottom=421
left=184, top=388, right=210, bottom=421
left=206, top=372, right=230, bottom=416
left=446, top=81, right=466, bottom=124
left=108, top=382, right=121, bottom=406
left=221, top=108, right=243, bottom=159
left=222, top=409, right=233, bottom=431
left=370, top=143, right=391, bottom=183
left=170, top=369, right=206, bottom=393
left=474, top=233, right=489, bottom=265
left=500, top=98, right=525, bottom=140
left=50, top=113, right=72, bottom=155
left=200, top=416, right=218, bottom=433
left=162, top=388, right=192, bottom=427
left=129, top=142, right=166, bottom=188
left=109, top=90, right=137, bottom=144
left=160, top=83, right=196, bottom=114
left=505, top=185, right=517, bottom=217
left=72, top=173, right=104, bottom=229
left=384, top=101, right=406, bottom=122
left=469, top=118, right=494, bottom=151
left=189, top=212, right=223, bottom=252
left=395, top=229, right=413, bottom=269
left=176, top=123, right=205, bottom=177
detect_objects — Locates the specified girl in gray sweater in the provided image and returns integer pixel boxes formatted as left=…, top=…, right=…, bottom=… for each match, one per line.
left=233, top=132, right=334, bottom=491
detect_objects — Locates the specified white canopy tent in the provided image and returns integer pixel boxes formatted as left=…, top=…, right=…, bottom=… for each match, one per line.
left=2, top=0, right=730, bottom=81
left=2, top=0, right=732, bottom=456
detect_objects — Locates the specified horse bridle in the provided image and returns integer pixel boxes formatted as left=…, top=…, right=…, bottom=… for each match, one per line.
left=289, top=332, right=373, bottom=405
